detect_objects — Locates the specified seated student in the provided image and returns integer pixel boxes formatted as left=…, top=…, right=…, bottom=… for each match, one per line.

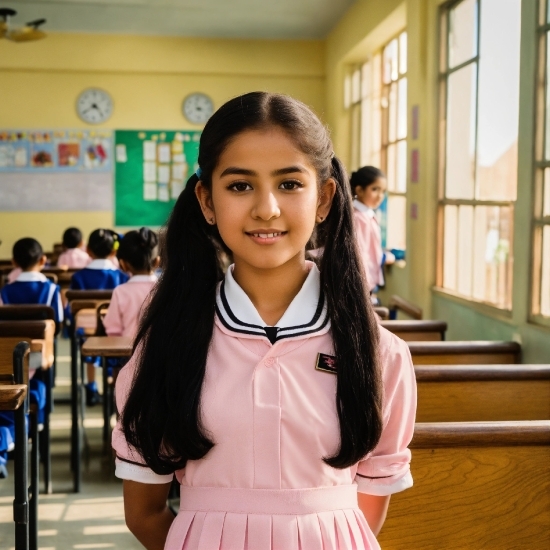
left=0, top=238, right=62, bottom=476
left=57, top=227, right=91, bottom=269
left=69, top=229, right=129, bottom=406
left=103, top=228, right=159, bottom=338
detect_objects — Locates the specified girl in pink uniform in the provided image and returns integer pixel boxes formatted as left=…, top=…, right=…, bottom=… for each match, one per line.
left=57, top=227, right=91, bottom=269
left=103, top=228, right=159, bottom=338
left=350, top=167, right=395, bottom=293
left=112, top=92, right=416, bottom=550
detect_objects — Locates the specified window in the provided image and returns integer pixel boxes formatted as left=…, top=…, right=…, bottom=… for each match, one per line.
left=532, top=0, right=550, bottom=321
left=347, top=30, right=408, bottom=251
left=437, top=0, right=521, bottom=309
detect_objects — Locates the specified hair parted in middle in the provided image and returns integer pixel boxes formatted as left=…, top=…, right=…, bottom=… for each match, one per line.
left=122, top=91, right=383, bottom=474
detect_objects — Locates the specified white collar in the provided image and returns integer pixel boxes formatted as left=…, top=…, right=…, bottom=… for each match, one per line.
left=353, top=199, right=376, bottom=218
left=87, top=259, right=117, bottom=270
left=16, top=271, right=48, bottom=283
left=127, top=274, right=158, bottom=283
left=216, top=261, right=329, bottom=343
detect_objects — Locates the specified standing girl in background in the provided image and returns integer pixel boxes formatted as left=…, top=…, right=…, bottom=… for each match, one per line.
left=103, top=228, right=159, bottom=338
left=351, top=167, right=395, bottom=293
left=113, top=92, right=416, bottom=550
left=70, top=228, right=129, bottom=406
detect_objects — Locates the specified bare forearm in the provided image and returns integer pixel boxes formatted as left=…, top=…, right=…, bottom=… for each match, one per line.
left=358, top=493, right=391, bottom=536
left=128, top=507, right=174, bottom=550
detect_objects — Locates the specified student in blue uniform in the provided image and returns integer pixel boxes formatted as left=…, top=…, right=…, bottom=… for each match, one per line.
left=0, top=238, right=61, bottom=476
left=69, top=229, right=129, bottom=406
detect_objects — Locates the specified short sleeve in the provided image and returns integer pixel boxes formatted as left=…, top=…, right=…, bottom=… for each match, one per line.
left=355, top=330, right=416, bottom=496
left=111, top=351, right=174, bottom=484
left=103, top=288, right=123, bottom=336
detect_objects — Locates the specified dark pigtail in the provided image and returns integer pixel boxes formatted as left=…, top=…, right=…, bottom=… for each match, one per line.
left=320, top=157, right=383, bottom=468
left=121, top=174, right=223, bottom=473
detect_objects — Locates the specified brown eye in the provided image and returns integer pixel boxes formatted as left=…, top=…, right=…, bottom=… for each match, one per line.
left=279, top=180, right=302, bottom=191
left=228, top=182, right=252, bottom=192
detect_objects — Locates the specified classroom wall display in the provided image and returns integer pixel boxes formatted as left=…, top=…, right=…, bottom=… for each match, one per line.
left=0, top=129, right=112, bottom=172
left=114, top=130, right=200, bottom=226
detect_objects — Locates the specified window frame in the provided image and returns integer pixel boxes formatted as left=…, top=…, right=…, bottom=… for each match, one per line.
left=530, top=0, right=550, bottom=327
left=347, top=29, right=408, bottom=252
left=435, top=0, right=516, bottom=311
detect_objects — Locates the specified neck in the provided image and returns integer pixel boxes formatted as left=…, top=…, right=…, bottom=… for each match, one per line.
left=131, top=270, right=153, bottom=276
left=232, top=253, right=309, bottom=326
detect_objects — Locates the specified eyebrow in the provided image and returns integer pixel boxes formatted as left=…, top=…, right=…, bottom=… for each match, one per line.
left=219, top=165, right=307, bottom=178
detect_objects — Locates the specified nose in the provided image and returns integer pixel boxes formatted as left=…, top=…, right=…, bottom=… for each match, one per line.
left=251, top=189, right=280, bottom=221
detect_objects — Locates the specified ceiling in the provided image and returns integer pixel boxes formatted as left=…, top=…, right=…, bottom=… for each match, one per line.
left=5, top=0, right=356, bottom=39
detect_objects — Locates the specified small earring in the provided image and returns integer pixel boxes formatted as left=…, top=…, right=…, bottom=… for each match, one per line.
left=317, top=216, right=324, bottom=222
left=209, top=218, right=215, bottom=225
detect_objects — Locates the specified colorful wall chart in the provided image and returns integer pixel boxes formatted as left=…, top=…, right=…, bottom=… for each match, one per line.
left=0, top=129, right=112, bottom=172
left=114, top=130, right=200, bottom=226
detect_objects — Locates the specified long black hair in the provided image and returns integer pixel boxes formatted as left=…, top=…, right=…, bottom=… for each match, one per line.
left=122, top=92, right=382, bottom=473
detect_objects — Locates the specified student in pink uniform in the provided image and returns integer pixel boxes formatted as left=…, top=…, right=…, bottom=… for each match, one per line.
left=103, top=228, right=159, bottom=338
left=350, top=167, right=395, bottom=293
left=112, top=92, right=416, bottom=550
left=57, top=227, right=91, bottom=269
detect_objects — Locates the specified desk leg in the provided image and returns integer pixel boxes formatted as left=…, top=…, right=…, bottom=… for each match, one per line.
left=29, top=412, right=39, bottom=550
left=13, top=398, right=29, bottom=550
left=41, top=367, right=52, bottom=494
left=102, top=357, right=109, bottom=445
left=70, top=332, right=81, bottom=493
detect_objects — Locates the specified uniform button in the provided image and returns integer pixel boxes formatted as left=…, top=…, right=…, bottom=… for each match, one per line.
left=264, top=357, right=276, bottom=367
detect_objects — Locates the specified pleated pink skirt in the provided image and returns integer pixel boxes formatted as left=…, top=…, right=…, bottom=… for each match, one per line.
left=165, top=485, right=380, bottom=550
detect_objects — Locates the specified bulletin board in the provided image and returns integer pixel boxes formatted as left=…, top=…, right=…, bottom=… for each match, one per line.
left=0, top=129, right=112, bottom=172
left=114, top=130, right=200, bottom=226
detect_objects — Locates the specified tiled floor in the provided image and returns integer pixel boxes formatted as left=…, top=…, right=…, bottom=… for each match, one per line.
left=0, top=338, right=143, bottom=550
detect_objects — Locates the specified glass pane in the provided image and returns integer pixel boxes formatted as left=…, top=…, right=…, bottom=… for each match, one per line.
left=544, top=168, right=550, bottom=217
left=457, top=205, right=474, bottom=297
left=371, top=96, right=382, bottom=160
left=399, top=32, right=407, bottom=74
left=448, top=0, right=478, bottom=68
left=361, top=61, right=371, bottom=100
left=397, top=77, right=407, bottom=140
left=386, top=142, right=397, bottom=192
left=351, top=68, right=361, bottom=104
left=383, top=38, right=398, bottom=84
left=388, top=81, right=398, bottom=143
left=387, top=195, right=407, bottom=250
left=476, top=0, right=520, bottom=201
left=546, top=34, right=550, bottom=160
left=548, top=0, right=550, bottom=23
left=372, top=52, right=382, bottom=93
left=396, top=140, right=407, bottom=193
left=472, top=206, right=512, bottom=307
left=443, top=205, right=458, bottom=291
left=445, top=63, right=477, bottom=199
left=344, top=74, right=351, bottom=109
left=360, top=96, right=372, bottom=167
left=541, top=226, right=550, bottom=316
left=350, top=104, right=361, bottom=170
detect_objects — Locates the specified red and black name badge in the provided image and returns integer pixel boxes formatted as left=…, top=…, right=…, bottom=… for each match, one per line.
left=315, top=353, right=337, bottom=374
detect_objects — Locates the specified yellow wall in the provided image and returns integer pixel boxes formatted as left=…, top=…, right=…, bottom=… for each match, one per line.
left=0, top=33, right=325, bottom=256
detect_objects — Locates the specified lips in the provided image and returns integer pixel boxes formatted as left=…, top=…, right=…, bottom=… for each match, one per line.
left=245, top=230, right=288, bottom=244
left=248, top=232, right=285, bottom=238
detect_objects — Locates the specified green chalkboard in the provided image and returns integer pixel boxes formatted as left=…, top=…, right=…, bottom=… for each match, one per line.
left=114, top=130, right=200, bottom=226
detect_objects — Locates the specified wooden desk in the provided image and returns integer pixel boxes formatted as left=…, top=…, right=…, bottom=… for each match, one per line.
left=0, top=384, right=27, bottom=410
left=81, top=336, right=133, bottom=445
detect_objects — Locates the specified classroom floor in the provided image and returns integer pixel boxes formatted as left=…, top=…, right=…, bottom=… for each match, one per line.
left=0, top=338, right=143, bottom=550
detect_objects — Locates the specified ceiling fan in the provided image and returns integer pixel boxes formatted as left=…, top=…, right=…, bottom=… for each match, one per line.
left=0, top=8, right=47, bottom=42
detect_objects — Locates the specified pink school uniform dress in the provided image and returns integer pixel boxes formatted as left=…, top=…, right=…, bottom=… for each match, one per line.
left=57, top=247, right=91, bottom=269
left=112, top=262, right=416, bottom=550
left=102, top=274, right=157, bottom=337
left=353, top=199, right=384, bottom=291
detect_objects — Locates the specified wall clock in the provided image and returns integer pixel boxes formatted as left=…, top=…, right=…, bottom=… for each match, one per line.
left=76, top=88, right=113, bottom=124
left=182, top=93, right=214, bottom=124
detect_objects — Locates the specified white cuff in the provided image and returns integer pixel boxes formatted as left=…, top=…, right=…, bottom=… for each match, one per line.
left=355, top=470, right=413, bottom=496
left=115, top=458, right=174, bottom=484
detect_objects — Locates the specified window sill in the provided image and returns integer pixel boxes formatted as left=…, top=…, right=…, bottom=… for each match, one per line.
left=431, top=287, right=514, bottom=324
left=528, top=314, right=550, bottom=331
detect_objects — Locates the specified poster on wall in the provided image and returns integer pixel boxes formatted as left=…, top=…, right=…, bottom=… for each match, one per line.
left=0, top=129, right=112, bottom=172
left=114, top=130, right=200, bottom=226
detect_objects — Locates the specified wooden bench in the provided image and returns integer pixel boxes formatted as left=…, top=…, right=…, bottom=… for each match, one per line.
left=378, top=421, right=550, bottom=549
left=0, top=341, right=38, bottom=550
left=416, top=365, right=550, bottom=422
left=381, top=320, right=447, bottom=341
left=408, top=341, right=521, bottom=364
left=388, top=295, right=423, bottom=320
left=373, top=306, right=390, bottom=320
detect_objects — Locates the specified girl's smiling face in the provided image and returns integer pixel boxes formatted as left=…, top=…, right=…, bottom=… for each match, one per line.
left=195, top=126, right=335, bottom=271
